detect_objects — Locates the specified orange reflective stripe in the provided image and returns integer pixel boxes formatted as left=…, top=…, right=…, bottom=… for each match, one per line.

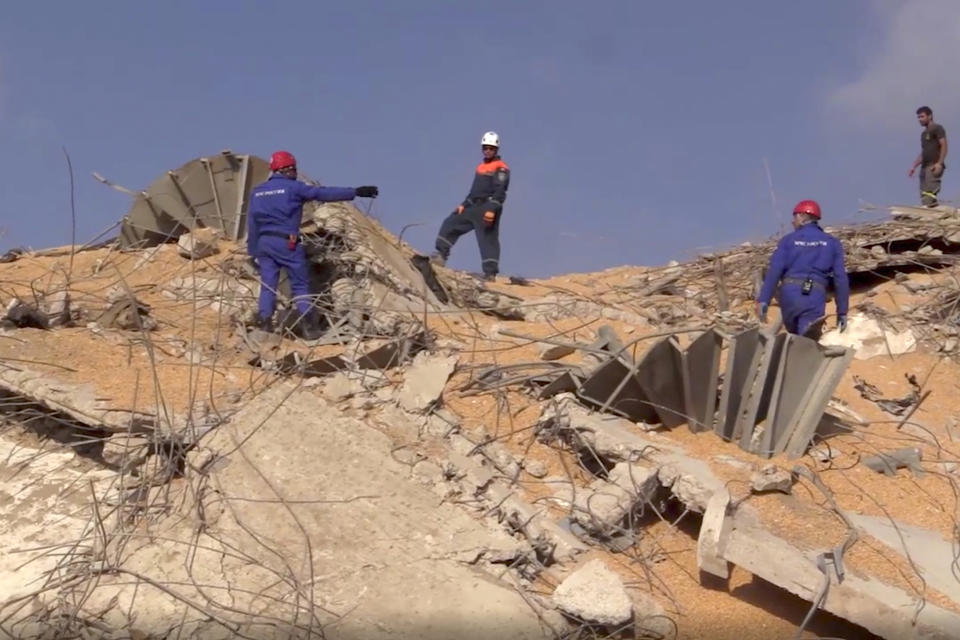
left=475, top=159, right=509, bottom=175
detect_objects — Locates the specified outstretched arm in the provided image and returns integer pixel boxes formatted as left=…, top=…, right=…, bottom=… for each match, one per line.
left=757, top=239, right=788, bottom=306
left=298, top=183, right=357, bottom=202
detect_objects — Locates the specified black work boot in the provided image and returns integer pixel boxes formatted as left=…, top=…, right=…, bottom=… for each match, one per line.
left=256, top=315, right=274, bottom=333
left=298, top=314, right=324, bottom=341
left=429, top=252, right=446, bottom=267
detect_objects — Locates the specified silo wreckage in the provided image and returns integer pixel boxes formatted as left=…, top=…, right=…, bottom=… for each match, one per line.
left=115, top=150, right=270, bottom=248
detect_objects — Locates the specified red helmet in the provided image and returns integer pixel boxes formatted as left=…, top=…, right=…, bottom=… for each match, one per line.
left=792, top=199, right=821, bottom=219
left=269, top=150, right=297, bottom=172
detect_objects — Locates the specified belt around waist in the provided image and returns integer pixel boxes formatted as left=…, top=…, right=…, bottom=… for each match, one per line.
left=261, top=231, right=299, bottom=243
left=782, top=277, right=826, bottom=290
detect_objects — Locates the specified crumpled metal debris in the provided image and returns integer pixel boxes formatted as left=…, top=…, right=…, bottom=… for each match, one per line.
left=2, top=300, right=49, bottom=330
left=853, top=374, right=921, bottom=416
left=98, top=297, right=157, bottom=331
left=0, top=248, right=25, bottom=264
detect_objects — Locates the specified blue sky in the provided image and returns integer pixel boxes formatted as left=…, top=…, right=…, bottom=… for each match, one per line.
left=2, top=1, right=959, bottom=277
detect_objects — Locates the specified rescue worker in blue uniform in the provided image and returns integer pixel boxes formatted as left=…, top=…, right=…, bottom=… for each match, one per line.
left=756, top=199, right=849, bottom=340
left=431, top=131, right=510, bottom=281
left=248, top=150, right=378, bottom=339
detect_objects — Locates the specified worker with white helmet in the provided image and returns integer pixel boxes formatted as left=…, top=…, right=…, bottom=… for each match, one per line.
left=431, top=131, right=511, bottom=281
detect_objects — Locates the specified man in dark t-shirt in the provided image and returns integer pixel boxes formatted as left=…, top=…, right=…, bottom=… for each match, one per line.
left=909, top=106, right=948, bottom=207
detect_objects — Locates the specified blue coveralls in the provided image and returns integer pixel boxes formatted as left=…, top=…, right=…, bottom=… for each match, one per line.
left=247, top=175, right=356, bottom=320
left=757, top=222, right=850, bottom=336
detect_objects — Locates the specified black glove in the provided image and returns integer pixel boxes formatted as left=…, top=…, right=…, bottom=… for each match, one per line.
left=247, top=256, right=260, bottom=273
left=355, top=185, right=379, bottom=198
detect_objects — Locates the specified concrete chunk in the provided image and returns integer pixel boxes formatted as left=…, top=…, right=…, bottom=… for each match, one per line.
left=538, top=343, right=575, bottom=361
left=750, top=463, right=793, bottom=494
left=176, top=228, right=220, bottom=259
left=552, top=559, right=633, bottom=625
left=398, top=352, right=458, bottom=412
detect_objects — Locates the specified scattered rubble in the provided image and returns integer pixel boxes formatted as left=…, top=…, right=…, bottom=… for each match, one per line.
left=7, top=185, right=960, bottom=639
left=176, top=228, right=220, bottom=259
left=821, top=313, right=917, bottom=359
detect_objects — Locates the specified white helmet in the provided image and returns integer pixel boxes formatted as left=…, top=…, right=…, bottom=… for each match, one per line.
left=481, top=131, right=500, bottom=147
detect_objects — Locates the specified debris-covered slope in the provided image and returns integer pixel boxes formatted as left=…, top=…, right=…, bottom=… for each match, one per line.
left=2, top=201, right=960, bottom=639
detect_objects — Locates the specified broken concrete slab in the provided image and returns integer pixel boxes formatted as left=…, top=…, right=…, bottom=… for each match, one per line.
left=483, top=480, right=589, bottom=564
left=845, top=512, right=960, bottom=607
left=634, top=337, right=687, bottom=427
left=821, top=313, right=917, bottom=360
left=93, top=383, right=555, bottom=639
left=552, top=558, right=633, bottom=626
left=0, top=366, right=161, bottom=434
left=681, top=329, right=722, bottom=432
left=657, top=454, right=726, bottom=513
left=572, top=462, right=659, bottom=534
left=398, top=352, right=458, bottom=412
left=540, top=395, right=684, bottom=463
left=723, top=507, right=960, bottom=640
left=176, top=228, right=220, bottom=259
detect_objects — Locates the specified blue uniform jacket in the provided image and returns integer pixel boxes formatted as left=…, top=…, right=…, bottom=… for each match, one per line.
left=247, top=175, right=356, bottom=255
left=757, top=223, right=850, bottom=315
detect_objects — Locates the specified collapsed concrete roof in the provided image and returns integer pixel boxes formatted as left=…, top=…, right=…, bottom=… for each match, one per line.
left=3, top=182, right=960, bottom=638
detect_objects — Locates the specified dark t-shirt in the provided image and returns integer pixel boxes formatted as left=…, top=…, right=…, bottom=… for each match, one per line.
left=921, top=123, right=947, bottom=166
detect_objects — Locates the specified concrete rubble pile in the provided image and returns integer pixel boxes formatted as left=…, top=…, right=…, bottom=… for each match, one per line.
left=7, top=184, right=960, bottom=639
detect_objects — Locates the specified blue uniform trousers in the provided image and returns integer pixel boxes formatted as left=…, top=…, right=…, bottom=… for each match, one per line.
left=256, top=235, right=312, bottom=319
left=779, top=282, right=826, bottom=336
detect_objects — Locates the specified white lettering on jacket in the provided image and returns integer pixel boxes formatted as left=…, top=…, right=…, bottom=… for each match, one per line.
left=254, top=189, right=286, bottom=197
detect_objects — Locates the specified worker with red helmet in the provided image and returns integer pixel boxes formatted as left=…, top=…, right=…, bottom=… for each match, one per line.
left=248, top=150, right=378, bottom=339
left=431, top=131, right=510, bottom=281
left=756, top=200, right=849, bottom=339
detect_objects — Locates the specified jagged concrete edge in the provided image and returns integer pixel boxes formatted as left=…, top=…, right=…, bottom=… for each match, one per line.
left=0, top=366, right=157, bottom=433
